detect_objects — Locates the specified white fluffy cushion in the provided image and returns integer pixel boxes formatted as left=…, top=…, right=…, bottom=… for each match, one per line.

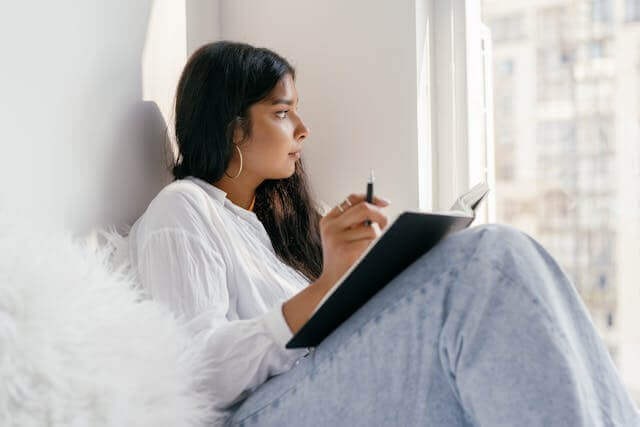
left=0, top=211, right=215, bottom=427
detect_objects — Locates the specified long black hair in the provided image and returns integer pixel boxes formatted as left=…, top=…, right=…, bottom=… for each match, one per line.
left=168, top=40, right=323, bottom=283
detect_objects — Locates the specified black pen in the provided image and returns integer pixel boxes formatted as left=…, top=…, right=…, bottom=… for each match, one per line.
left=365, top=169, right=374, bottom=226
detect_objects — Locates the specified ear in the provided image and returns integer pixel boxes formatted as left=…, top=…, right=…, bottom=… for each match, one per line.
left=231, top=116, right=249, bottom=145
left=226, top=117, right=241, bottom=145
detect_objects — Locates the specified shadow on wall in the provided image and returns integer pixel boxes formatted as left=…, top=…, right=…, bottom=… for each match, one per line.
left=67, top=0, right=176, bottom=241
left=96, top=100, right=169, bottom=236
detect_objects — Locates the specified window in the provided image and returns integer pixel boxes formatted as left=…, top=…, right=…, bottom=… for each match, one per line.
left=591, top=0, right=613, bottom=23
left=484, top=0, right=640, bottom=405
left=537, top=6, right=566, bottom=44
left=537, top=48, right=574, bottom=102
left=426, top=0, right=495, bottom=217
left=489, top=13, right=525, bottom=43
left=600, top=274, right=608, bottom=290
left=587, top=40, right=606, bottom=58
left=626, top=0, right=640, bottom=22
left=497, top=59, right=514, bottom=77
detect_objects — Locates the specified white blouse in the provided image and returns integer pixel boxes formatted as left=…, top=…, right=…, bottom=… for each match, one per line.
left=128, top=175, right=315, bottom=422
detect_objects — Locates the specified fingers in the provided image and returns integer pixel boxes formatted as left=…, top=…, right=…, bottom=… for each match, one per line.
left=333, top=202, right=388, bottom=231
left=371, top=221, right=381, bottom=237
left=324, top=193, right=390, bottom=220
left=344, top=225, right=381, bottom=254
left=341, top=221, right=382, bottom=242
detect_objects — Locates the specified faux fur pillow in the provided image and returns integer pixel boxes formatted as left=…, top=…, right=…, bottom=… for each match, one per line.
left=0, top=211, right=215, bottom=426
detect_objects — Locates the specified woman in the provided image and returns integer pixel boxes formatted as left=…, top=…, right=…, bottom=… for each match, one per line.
left=128, top=40, right=639, bottom=426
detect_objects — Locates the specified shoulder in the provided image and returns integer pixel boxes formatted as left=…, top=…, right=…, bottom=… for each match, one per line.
left=155, top=179, right=210, bottom=210
left=141, top=179, right=220, bottom=234
left=130, top=180, right=233, bottom=270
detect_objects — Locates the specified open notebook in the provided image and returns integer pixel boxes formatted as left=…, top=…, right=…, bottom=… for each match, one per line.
left=286, top=182, right=490, bottom=349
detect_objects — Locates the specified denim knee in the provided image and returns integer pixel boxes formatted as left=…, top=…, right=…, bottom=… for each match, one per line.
left=459, top=223, right=567, bottom=298
left=409, top=223, right=542, bottom=296
left=435, top=223, right=527, bottom=262
left=455, top=223, right=534, bottom=260
left=433, top=223, right=546, bottom=289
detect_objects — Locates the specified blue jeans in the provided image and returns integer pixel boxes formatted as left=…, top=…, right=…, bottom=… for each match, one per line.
left=225, top=224, right=640, bottom=426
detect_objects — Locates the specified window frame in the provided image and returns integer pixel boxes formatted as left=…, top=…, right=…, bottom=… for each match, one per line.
left=422, top=0, right=495, bottom=221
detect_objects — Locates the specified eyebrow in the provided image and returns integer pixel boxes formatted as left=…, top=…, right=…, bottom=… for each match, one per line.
left=270, top=97, right=299, bottom=106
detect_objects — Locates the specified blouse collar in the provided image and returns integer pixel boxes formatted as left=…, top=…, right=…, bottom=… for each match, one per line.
left=184, top=175, right=227, bottom=204
left=182, top=175, right=278, bottom=256
left=184, top=175, right=260, bottom=222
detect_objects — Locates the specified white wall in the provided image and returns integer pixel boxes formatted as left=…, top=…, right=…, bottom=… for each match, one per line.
left=0, top=0, right=425, bottom=238
left=0, top=1, right=211, bottom=239
left=218, top=0, right=422, bottom=223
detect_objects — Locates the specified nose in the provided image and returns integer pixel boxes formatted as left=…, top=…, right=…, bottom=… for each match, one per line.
left=295, top=117, right=310, bottom=143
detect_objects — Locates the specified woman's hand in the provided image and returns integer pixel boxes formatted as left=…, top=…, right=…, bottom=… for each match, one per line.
left=318, top=193, right=390, bottom=289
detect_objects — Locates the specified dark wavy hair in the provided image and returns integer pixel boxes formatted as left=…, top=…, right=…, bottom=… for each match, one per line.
left=168, top=40, right=323, bottom=283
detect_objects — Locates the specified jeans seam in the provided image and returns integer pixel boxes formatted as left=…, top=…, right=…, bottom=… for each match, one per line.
left=435, top=227, right=490, bottom=414
left=490, top=261, right=576, bottom=352
left=231, top=381, right=300, bottom=426
left=440, top=246, right=581, bottom=421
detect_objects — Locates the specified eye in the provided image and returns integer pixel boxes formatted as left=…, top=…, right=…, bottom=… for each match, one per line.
left=276, top=110, right=289, bottom=119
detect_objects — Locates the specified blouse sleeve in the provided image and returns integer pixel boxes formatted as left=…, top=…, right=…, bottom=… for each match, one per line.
left=135, top=227, right=309, bottom=410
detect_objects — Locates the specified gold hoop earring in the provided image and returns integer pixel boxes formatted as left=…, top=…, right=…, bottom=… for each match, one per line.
left=224, top=144, right=243, bottom=179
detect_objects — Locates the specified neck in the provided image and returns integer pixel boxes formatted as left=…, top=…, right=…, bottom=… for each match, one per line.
left=213, top=173, right=261, bottom=211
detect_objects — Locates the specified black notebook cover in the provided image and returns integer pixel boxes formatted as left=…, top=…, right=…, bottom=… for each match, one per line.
left=286, top=210, right=477, bottom=349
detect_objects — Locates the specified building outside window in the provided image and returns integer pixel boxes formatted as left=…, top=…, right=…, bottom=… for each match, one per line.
left=488, top=12, right=526, bottom=42
left=483, top=0, right=640, bottom=404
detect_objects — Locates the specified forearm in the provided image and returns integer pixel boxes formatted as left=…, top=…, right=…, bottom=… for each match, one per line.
left=282, top=274, right=334, bottom=335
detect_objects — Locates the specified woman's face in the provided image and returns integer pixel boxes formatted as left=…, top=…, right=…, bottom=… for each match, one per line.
left=234, top=73, right=310, bottom=180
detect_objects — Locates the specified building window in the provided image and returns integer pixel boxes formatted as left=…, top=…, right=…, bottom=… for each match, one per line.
left=599, top=274, right=608, bottom=289
left=626, top=0, right=640, bottom=22
left=592, top=0, right=613, bottom=23
left=537, top=49, right=574, bottom=102
left=490, top=13, right=525, bottom=43
left=587, top=40, right=606, bottom=59
left=537, top=6, right=566, bottom=43
left=498, top=59, right=514, bottom=77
